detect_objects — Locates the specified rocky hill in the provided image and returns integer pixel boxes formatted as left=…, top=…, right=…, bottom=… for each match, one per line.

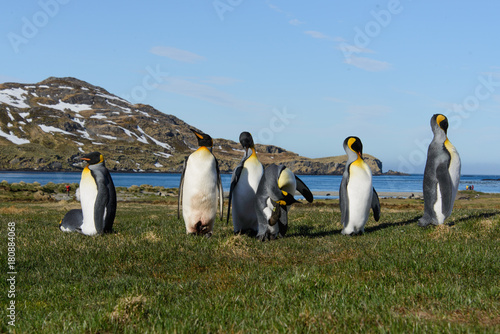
left=0, top=77, right=382, bottom=175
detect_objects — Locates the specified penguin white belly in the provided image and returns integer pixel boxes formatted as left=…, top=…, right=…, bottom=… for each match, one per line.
left=80, top=167, right=98, bottom=236
left=433, top=183, right=445, bottom=224
left=344, top=162, right=373, bottom=234
left=182, top=149, right=218, bottom=233
left=232, top=158, right=263, bottom=231
left=445, top=140, right=461, bottom=217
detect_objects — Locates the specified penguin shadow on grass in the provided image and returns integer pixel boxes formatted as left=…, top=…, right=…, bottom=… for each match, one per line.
left=288, top=215, right=421, bottom=238
left=445, top=211, right=499, bottom=227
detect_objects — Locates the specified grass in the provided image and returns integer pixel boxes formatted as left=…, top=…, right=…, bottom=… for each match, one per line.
left=0, top=190, right=499, bottom=333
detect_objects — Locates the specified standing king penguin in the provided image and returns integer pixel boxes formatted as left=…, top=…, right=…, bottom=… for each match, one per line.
left=227, top=132, right=264, bottom=235
left=339, top=136, right=380, bottom=235
left=418, top=114, right=461, bottom=226
left=255, top=164, right=313, bottom=241
left=178, top=129, right=223, bottom=236
left=60, top=152, right=116, bottom=235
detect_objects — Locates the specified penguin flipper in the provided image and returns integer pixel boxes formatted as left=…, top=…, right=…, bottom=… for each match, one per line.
left=227, top=162, right=244, bottom=224
left=178, top=156, right=188, bottom=220
left=215, top=157, right=224, bottom=220
left=103, top=171, right=116, bottom=233
left=295, top=175, right=314, bottom=203
left=339, top=172, right=349, bottom=227
left=60, top=209, right=84, bottom=233
left=436, top=162, right=453, bottom=216
left=91, top=169, right=109, bottom=234
left=371, top=187, right=381, bottom=222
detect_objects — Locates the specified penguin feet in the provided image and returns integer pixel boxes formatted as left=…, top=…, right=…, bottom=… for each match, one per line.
left=194, top=221, right=213, bottom=237
left=417, top=217, right=432, bottom=227
left=234, top=229, right=257, bottom=237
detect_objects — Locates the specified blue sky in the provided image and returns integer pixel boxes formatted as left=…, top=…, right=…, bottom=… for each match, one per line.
left=1, top=0, right=500, bottom=174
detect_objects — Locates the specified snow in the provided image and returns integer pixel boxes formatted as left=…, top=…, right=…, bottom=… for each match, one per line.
left=38, top=85, right=50, bottom=88
left=0, top=88, right=30, bottom=108
left=90, top=114, right=107, bottom=119
left=76, top=129, right=93, bottom=140
left=0, top=129, right=30, bottom=144
left=19, top=112, right=30, bottom=119
left=7, top=110, right=15, bottom=121
left=59, top=86, right=74, bottom=90
left=81, top=87, right=89, bottom=91
left=78, top=147, right=84, bottom=152
left=96, top=93, right=129, bottom=104
left=18, top=122, right=26, bottom=126
left=73, top=141, right=84, bottom=146
left=154, top=152, right=173, bottom=159
left=232, top=148, right=245, bottom=152
left=106, top=100, right=131, bottom=113
left=137, top=110, right=150, bottom=117
left=137, top=126, right=172, bottom=149
left=7, top=123, right=13, bottom=127
left=154, top=162, right=164, bottom=168
left=39, top=99, right=92, bottom=113
left=119, top=126, right=148, bottom=144
left=105, top=120, right=117, bottom=125
left=92, top=142, right=104, bottom=145
left=72, top=117, right=85, bottom=127
left=39, top=124, right=74, bottom=136
left=98, top=134, right=117, bottom=140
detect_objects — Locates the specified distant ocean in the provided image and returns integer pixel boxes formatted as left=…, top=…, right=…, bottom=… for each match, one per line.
left=1, top=171, right=499, bottom=194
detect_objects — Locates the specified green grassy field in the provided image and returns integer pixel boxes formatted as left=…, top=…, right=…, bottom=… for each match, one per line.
left=1, top=192, right=499, bottom=333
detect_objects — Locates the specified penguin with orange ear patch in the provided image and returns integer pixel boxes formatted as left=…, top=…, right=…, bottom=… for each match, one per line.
left=60, top=151, right=116, bottom=235
left=418, top=114, right=461, bottom=226
left=178, top=129, right=223, bottom=237
left=339, top=136, right=380, bottom=235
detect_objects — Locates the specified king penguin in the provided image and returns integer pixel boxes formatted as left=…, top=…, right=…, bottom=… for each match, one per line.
left=59, top=151, right=117, bottom=235
left=255, top=164, right=313, bottom=241
left=418, top=114, right=461, bottom=227
left=178, top=129, right=223, bottom=236
left=227, top=132, right=264, bottom=235
left=339, top=136, right=380, bottom=235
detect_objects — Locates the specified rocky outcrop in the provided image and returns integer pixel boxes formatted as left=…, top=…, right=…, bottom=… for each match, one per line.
left=0, top=77, right=383, bottom=175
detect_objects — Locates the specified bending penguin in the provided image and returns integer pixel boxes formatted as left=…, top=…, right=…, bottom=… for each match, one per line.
left=255, top=164, right=313, bottom=241
left=339, top=136, right=380, bottom=235
left=178, top=129, right=223, bottom=236
left=418, top=114, right=461, bottom=227
left=60, top=152, right=117, bottom=235
left=227, top=132, right=264, bottom=235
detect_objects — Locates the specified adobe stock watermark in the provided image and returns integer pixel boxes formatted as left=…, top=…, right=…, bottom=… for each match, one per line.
left=7, top=0, right=71, bottom=54
left=398, top=73, right=500, bottom=174
left=339, top=0, right=405, bottom=64
left=254, top=107, right=296, bottom=144
left=7, top=222, right=17, bottom=327
left=121, top=65, right=169, bottom=104
left=213, top=0, right=244, bottom=21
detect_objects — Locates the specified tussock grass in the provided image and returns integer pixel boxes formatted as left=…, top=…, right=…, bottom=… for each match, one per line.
left=0, top=194, right=499, bottom=333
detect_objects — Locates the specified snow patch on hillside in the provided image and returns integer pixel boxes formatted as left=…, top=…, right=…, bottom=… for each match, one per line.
left=0, top=88, right=30, bottom=108
left=39, top=100, right=92, bottom=113
left=0, top=129, right=30, bottom=144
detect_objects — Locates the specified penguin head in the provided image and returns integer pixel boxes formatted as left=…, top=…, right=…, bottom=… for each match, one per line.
left=190, top=129, right=213, bottom=148
left=239, top=132, right=255, bottom=149
left=344, top=136, right=363, bottom=158
left=239, top=131, right=256, bottom=157
left=81, top=152, right=104, bottom=165
left=432, top=114, right=449, bottom=135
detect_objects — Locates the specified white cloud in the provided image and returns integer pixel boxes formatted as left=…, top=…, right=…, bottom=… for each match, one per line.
left=150, top=46, right=205, bottom=63
left=304, top=30, right=330, bottom=39
left=289, top=19, right=304, bottom=26
left=344, top=55, right=392, bottom=72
